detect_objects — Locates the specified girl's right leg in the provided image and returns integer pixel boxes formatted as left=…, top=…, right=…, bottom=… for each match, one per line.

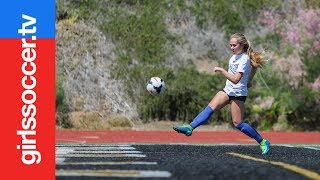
left=173, top=91, right=229, bottom=136
left=230, top=99, right=270, bottom=154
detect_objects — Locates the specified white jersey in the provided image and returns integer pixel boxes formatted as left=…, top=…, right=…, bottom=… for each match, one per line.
left=223, top=53, right=251, bottom=96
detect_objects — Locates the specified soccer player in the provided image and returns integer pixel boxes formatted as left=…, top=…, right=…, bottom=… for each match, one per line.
left=173, top=33, right=270, bottom=154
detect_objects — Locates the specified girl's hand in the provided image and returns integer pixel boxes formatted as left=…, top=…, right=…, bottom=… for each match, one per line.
left=214, top=67, right=224, bottom=73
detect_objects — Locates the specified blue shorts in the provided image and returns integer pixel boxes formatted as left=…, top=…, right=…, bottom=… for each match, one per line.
left=222, top=90, right=247, bottom=102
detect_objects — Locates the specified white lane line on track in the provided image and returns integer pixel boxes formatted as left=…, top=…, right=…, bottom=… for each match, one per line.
left=83, top=136, right=99, bottom=139
left=57, top=146, right=136, bottom=150
left=302, top=146, right=320, bottom=151
left=56, top=154, right=147, bottom=157
left=56, top=139, right=86, bottom=143
left=56, top=161, right=157, bottom=165
left=56, top=144, right=131, bottom=147
left=55, top=144, right=146, bottom=159
left=56, top=150, right=142, bottom=154
left=56, top=149, right=75, bottom=154
left=216, top=144, right=320, bottom=150
left=276, top=144, right=320, bottom=150
left=56, top=169, right=171, bottom=178
left=278, top=144, right=294, bottom=148
left=56, top=158, right=66, bottom=163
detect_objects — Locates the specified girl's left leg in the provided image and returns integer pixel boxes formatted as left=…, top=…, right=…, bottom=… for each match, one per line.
left=190, top=91, right=229, bottom=129
left=230, top=100, right=270, bottom=154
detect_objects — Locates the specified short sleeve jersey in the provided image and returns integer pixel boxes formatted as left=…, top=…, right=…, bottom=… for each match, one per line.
left=223, top=53, right=251, bottom=96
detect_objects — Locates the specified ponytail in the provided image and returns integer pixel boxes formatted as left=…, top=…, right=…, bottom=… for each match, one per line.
left=249, top=50, right=266, bottom=68
left=246, top=40, right=266, bottom=68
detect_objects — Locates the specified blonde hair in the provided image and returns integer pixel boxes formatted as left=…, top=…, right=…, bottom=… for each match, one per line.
left=231, top=33, right=266, bottom=68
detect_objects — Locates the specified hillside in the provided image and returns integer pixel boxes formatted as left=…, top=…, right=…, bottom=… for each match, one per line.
left=56, top=0, right=320, bottom=131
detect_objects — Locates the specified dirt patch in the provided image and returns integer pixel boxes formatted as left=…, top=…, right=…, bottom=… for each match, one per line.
left=193, top=57, right=219, bottom=75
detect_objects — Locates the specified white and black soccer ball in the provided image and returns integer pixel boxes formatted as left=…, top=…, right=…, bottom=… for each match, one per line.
left=146, top=77, right=165, bottom=96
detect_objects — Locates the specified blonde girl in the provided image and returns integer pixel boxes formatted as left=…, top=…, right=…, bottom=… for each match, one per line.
left=173, top=33, right=270, bottom=154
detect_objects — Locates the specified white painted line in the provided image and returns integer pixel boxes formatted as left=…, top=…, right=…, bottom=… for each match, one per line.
left=56, top=158, right=66, bottom=163
left=216, top=143, right=256, bottom=146
left=56, top=144, right=131, bottom=147
left=56, top=149, right=75, bottom=154
left=278, top=144, right=294, bottom=148
left=83, top=136, right=99, bottom=139
left=56, top=169, right=171, bottom=178
left=277, top=144, right=320, bottom=150
left=56, top=139, right=86, bottom=143
left=57, top=161, right=157, bottom=165
left=57, top=146, right=136, bottom=150
left=56, top=150, right=142, bottom=154
left=56, top=154, right=146, bottom=158
left=303, top=146, right=320, bottom=151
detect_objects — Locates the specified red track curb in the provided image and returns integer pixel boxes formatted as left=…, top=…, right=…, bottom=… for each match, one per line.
left=56, top=130, right=320, bottom=144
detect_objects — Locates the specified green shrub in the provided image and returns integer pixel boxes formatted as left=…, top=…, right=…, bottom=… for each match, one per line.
left=56, top=75, right=70, bottom=127
left=67, top=0, right=100, bottom=19
left=101, top=4, right=175, bottom=64
left=68, top=111, right=105, bottom=129
left=107, top=115, right=132, bottom=128
left=288, top=87, right=320, bottom=131
left=302, top=52, right=320, bottom=82
left=190, top=0, right=281, bottom=37
left=253, top=33, right=282, bottom=52
left=56, top=75, right=65, bottom=109
left=305, top=0, right=320, bottom=8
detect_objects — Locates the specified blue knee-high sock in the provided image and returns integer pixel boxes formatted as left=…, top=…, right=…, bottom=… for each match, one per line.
left=190, top=106, right=214, bottom=129
left=236, top=122, right=263, bottom=143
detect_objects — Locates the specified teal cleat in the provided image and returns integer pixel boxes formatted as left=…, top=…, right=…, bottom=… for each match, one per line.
left=173, top=124, right=193, bottom=136
left=260, top=139, right=270, bottom=154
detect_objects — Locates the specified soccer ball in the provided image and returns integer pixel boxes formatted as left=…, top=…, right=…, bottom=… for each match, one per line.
left=146, top=77, right=165, bottom=96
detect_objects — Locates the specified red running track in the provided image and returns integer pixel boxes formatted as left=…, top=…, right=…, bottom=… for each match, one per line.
left=56, top=130, right=320, bottom=144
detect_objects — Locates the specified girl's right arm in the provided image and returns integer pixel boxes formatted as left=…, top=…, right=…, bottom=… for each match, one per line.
left=214, top=67, right=243, bottom=84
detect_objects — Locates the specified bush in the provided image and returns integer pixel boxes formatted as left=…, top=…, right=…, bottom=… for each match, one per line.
left=68, top=111, right=105, bottom=129
left=190, top=0, right=281, bottom=37
left=288, top=87, right=320, bottom=131
left=101, top=3, right=174, bottom=64
left=107, top=115, right=132, bottom=129
left=303, top=52, right=320, bottom=82
left=56, top=75, right=70, bottom=127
